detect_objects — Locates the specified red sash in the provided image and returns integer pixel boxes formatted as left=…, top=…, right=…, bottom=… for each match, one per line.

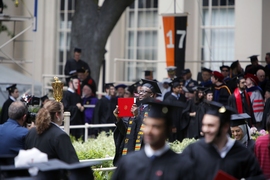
left=234, top=89, right=251, bottom=113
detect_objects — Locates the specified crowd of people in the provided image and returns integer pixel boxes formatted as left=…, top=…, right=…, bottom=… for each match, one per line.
left=1, top=50, right=270, bottom=179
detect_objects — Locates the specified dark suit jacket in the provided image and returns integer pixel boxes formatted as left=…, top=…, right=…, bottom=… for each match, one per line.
left=25, top=123, right=79, bottom=164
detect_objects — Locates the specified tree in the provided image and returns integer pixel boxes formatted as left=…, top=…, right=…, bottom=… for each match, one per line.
left=70, top=0, right=135, bottom=87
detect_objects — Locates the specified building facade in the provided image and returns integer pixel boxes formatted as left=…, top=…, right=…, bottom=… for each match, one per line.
left=0, top=0, right=270, bottom=96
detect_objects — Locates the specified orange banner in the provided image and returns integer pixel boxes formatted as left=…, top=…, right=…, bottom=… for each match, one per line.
left=163, top=16, right=175, bottom=67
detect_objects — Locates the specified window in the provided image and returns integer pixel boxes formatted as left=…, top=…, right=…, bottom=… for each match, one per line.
left=57, top=0, right=75, bottom=75
left=201, top=0, right=235, bottom=70
left=125, top=0, right=158, bottom=81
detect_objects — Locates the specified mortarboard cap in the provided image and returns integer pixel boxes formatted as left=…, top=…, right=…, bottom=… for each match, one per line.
left=203, top=87, right=213, bottom=94
left=74, top=48, right=82, bottom=53
left=202, top=67, right=212, bottom=73
left=0, top=164, right=31, bottom=178
left=183, top=86, right=196, bottom=93
left=145, top=99, right=185, bottom=121
left=144, top=70, right=153, bottom=76
left=170, top=78, right=181, bottom=88
left=244, top=73, right=259, bottom=85
left=6, top=84, right=17, bottom=92
left=141, top=79, right=161, bottom=94
left=31, top=159, right=101, bottom=180
left=212, top=71, right=224, bottom=82
left=220, top=65, right=230, bottom=71
left=248, top=55, right=259, bottom=62
left=127, top=84, right=136, bottom=94
left=230, top=113, right=251, bottom=127
left=230, top=60, right=239, bottom=70
left=165, top=66, right=177, bottom=72
left=40, top=95, right=49, bottom=102
left=77, top=68, right=86, bottom=73
left=115, top=84, right=127, bottom=90
left=206, top=101, right=236, bottom=123
left=104, top=83, right=114, bottom=89
left=196, top=86, right=206, bottom=92
left=182, top=69, right=191, bottom=75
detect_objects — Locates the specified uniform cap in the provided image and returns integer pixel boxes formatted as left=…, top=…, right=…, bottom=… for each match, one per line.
left=6, top=84, right=17, bottom=92
left=162, top=78, right=172, bottom=84
left=212, top=71, right=224, bottom=82
left=230, top=113, right=251, bottom=127
left=141, top=79, right=161, bottom=94
left=165, top=66, right=177, bottom=71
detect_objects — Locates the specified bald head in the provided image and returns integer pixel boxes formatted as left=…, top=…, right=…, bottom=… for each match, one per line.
left=8, top=101, right=28, bottom=121
left=256, top=69, right=265, bottom=82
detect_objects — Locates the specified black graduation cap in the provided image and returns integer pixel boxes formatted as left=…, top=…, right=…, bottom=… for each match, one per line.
left=104, top=83, right=114, bottom=89
left=145, top=99, right=185, bottom=121
left=6, top=84, right=17, bottom=92
left=203, top=87, right=213, bottom=94
left=144, top=70, right=153, bottom=76
left=248, top=55, right=259, bottom=62
left=77, top=68, right=86, bottom=73
left=30, top=159, right=102, bottom=180
left=170, top=78, right=181, bottom=88
left=115, top=84, right=127, bottom=90
left=141, top=79, right=161, bottom=94
left=74, top=47, right=82, bottom=53
left=40, top=95, right=49, bottom=102
left=0, top=164, right=31, bottom=178
left=183, top=86, right=196, bottom=93
left=29, top=96, right=41, bottom=106
left=230, top=113, right=251, bottom=127
left=206, top=101, right=236, bottom=123
left=134, top=80, right=142, bottom=87
left=220, top=65, right=230, bottom=71
left=127, top=84, right=136, bottom=94
left=202, top=67, right=212, bottom=73
left=230, top=60, right=239, bottom=70
left=196, top=86, right=206, bottom=92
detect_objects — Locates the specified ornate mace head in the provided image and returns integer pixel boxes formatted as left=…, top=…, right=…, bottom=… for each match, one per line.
left=51, top=77, right=64, bottom=102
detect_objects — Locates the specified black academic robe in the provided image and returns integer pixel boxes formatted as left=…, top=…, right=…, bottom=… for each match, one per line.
left=194, top=100, right=212, bottom=138
left=182, top=139, right=265, bottom=180
left=93, top=96, right=117, bottom=133
left=62, top=91, right=84, bottom=139
left=261, top=98, right=270, bottom=130
left=25, top=124, right=79, bottom=164
left=0, top=98, right=14, bottom=124
left=181, top=99, right=201, bottom=139
left=227, top=93, right=255, bottom=126
left=112, top=148, right=194, bottom=180
left=213, top=84, right=231, bottom=105
left=64, top=58, right=90, bottom=84
left=164, top=94, right=186, bottom=141
left=113, top=104, right=149, bottom=165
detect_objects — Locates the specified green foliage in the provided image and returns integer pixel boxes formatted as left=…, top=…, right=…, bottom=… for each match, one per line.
left=169, top=138, right=197, bottom=153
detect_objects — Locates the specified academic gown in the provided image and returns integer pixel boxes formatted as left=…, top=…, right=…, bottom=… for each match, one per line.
left=182, top=139, right=265, bottom=180
left=112, top=149, right=194, bottom=180
left=25, top=124, right=79, bottom=164
left=62, top=91, right=84, bottom=139
left=194, top=100, right=212, bottom=138
left=181, top=99, right=201, bottom=139
left=164, top=94, right=186, bottom=141
left=261, top=98, right=270, bottom=130
left=0, top=98, right=14, bottom=124
left=227, top=93, right=255, bottom=126
left=113, top=104, right=149, bottom=165
left=93, top=96, right=117, bottom=133
left=213, top=84, right=231, bottom=105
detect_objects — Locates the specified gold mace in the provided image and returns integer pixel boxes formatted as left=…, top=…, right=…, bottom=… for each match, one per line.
left=51, top=77, right=64, bottom=102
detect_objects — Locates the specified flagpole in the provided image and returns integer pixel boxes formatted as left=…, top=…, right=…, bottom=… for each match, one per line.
left=174, top=0, right=176, bottom=14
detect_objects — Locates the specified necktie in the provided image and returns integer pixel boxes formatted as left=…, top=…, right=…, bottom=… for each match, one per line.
left=150, top=155, right=156, bottom=161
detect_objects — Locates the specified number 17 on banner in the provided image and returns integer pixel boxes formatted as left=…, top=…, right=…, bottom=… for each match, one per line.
left=162, top=14, right=188, bottom=70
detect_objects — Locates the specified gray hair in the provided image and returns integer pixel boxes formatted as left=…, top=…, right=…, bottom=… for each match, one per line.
left=8, top=101, right=28, bottom=120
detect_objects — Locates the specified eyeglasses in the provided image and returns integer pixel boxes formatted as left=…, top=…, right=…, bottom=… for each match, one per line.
left=138, top=90, right=152, bottom=94
left=221, top=70, right=229, bottom=72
